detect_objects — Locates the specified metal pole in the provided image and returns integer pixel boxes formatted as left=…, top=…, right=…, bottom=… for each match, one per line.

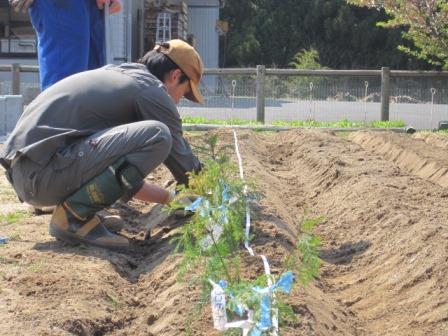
left=430, top=88, right=436, bottom=130
left=256, top=65, right=266, bottom=124
left=136, top=0, right=145, bottom=58
left=104, top=5, right=112, bottom=64
left=11, top=63, right=20, bottom=95
left=381, top=67, right=390, bottom=121
left=126, top=3, right=132, bottom=62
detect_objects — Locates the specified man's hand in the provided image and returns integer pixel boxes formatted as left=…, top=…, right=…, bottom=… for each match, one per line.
left=171, top=195, right=199, bottom=218
left=96, top=0, right=122, bottom=14
left=8, top=0, right=34, bottom=13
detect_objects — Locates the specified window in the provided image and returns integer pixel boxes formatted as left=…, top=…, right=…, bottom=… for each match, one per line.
left=0, top=1, right=37, bottom=58
left=156, top=12, right=171, bottom=44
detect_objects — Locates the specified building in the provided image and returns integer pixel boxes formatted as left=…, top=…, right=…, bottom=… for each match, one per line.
left=144, top=0, right=221, bottom=69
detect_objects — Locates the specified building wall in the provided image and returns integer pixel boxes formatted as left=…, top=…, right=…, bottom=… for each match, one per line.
left=143, top=0, right=220, bottom=69
left=107, top=0, right=144, bottom=63
left=143, top=0, right=188, bottom=52
left=186, top=0, right=219, bottom=69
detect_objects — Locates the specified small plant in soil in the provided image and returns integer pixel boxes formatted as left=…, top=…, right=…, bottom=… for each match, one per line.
left=171, top=133, right=323, bottom=334
left=106, top=292, right=121, bottom=310
left=284, top=216, right=324, bottom=287
left=171, top=133, right=250, bottom=287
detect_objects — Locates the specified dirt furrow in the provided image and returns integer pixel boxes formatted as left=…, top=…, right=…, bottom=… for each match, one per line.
left=240, top=130, right=448, bottom=336
left=350, top=131, right=448, bottom=188
left=2, top=130, right=448, bottom=336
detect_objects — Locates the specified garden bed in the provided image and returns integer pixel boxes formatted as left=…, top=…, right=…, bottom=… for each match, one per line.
left=0, top=129, right=447, bottom=335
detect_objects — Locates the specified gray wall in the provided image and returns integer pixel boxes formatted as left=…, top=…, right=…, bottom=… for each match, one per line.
left=187, top=0, right=220, bottom=92
left=187, top=0, right=219, bottom=69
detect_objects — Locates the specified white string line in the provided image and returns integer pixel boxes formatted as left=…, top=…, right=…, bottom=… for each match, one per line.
left=232, top=129, right=278, bottom=335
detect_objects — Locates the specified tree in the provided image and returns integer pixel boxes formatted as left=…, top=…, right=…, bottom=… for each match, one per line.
left=220, top=0, right=429, bottom=69
left=289, top=49, right=326, bottom=69
left=347, top=0, right=448, bottom=69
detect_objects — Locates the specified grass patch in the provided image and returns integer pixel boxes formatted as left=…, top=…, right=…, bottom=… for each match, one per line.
left=418, top=129, right=448, bottom=136
left=0, top=210, right=29, bottom=225
left=182, top=117, right=405, bottom=129
left=6, top=231, right=22, bottom=241
left=28, top=260, right=46, bottom=273
left=272, top=119, right=405, bottom=128
left=183, top=116, right=261, bottom=126
left=0, top=188, right=17, bottom=202
left=106, top=293, right=121, bottom=309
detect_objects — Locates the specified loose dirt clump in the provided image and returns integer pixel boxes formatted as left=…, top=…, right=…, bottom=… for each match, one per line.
left=1, top=129, right=448, bottom=336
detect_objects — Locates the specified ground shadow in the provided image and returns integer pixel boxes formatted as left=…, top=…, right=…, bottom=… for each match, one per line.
left=32, top=207, right=189, bottom=284
left=319, top=240, right=371, bottom=265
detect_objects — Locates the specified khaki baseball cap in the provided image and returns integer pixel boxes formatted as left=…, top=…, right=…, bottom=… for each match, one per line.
left=154, top=39, right=204, bottom=104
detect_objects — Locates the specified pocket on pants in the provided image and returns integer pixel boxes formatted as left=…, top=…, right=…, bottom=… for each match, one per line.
left=11, top=160, right=40, bottom=204
left=50, top=149, right=78, bottom=171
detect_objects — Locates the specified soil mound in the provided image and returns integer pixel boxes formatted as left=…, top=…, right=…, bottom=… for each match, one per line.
left=349, top=131, right=448, bottom=188
left=413, top=132, right=448, bottom=151
left=240, top=129, right=448, bottom=335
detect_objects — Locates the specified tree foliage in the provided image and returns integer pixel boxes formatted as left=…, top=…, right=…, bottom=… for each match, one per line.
left=220, top=0, right=432, bottom=69
left=347, top=0, right=448, bottom=69
left=289, top=48, right=326, bottom=69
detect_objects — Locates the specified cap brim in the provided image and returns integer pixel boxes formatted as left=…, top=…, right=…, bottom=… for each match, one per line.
left=185, top=80, right=204, bottom=104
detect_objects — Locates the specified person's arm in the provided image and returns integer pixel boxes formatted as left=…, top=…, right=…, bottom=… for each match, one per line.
left=136, top=86, right=201, bottom=186
left=96, top=0, right=121, bottom=14
left=134, top=182, right=175, bottom=204
left=164, top=129, right=201, bottom=186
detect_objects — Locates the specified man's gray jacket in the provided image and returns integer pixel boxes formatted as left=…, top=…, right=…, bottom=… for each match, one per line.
left=0, top=63, right=201, bottom=185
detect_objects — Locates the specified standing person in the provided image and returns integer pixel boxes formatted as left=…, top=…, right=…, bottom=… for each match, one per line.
left=0, top=39, right=204, bottom=251
left=8, top=0, right=122, bottom=90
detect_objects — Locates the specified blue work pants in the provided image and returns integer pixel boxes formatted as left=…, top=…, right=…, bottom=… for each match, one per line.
left=29, top=0, right=105, bottom=90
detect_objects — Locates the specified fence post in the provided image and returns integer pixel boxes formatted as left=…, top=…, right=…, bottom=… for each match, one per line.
left=11, top=63, right=20, bottom=95
left=380, top=67, right=390, bottom=121
left=256, top=65, right=266, bottom=124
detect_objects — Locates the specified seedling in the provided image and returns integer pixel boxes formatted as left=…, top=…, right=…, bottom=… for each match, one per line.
left=283, top=216, right=324, bottom=287
left=106, top=292, right=121, bottom=309
left=172, top=134, right=323, bottom=335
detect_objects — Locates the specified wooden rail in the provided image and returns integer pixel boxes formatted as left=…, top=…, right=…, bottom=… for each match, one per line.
left=2, top=64, right=447, bottom=123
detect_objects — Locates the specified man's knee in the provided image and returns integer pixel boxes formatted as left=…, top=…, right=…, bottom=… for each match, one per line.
left=157, top=122, right=173, bottom=153
left=143, top=121, right=173, bottom=159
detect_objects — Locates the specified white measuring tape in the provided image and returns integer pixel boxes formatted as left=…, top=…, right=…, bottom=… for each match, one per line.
left=207, top=80, right=294, bottom=336
left=210, top=129, right=278, bottom=336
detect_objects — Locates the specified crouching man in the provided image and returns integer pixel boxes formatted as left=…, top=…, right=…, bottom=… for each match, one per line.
left=0, top=39, right=203, bottom=251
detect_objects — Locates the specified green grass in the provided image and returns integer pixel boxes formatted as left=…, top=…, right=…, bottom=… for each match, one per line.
left=182, top=116, right=261, bottom=126
left=0, top=210, right=29, bottom=225
left=272, top=119, right=405, bottom=128
left=419, top=129, right=448, bottom=135
left=28, top=261, right=46, bottom=273
left=182, top=117, right=405, bottom=129
left=106, top=293, right=121, bottom=309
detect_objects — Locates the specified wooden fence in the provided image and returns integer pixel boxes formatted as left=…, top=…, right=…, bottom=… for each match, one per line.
left=1, top=64, right=447, bottom=123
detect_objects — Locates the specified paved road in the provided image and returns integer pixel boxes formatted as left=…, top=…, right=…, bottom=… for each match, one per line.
left=179, top=97, right=448, bottom=130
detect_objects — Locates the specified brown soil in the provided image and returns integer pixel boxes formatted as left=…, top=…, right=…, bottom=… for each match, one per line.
left=1, top=129, right=447, bottom=336
left=412, top=132, right=448, bottom=151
